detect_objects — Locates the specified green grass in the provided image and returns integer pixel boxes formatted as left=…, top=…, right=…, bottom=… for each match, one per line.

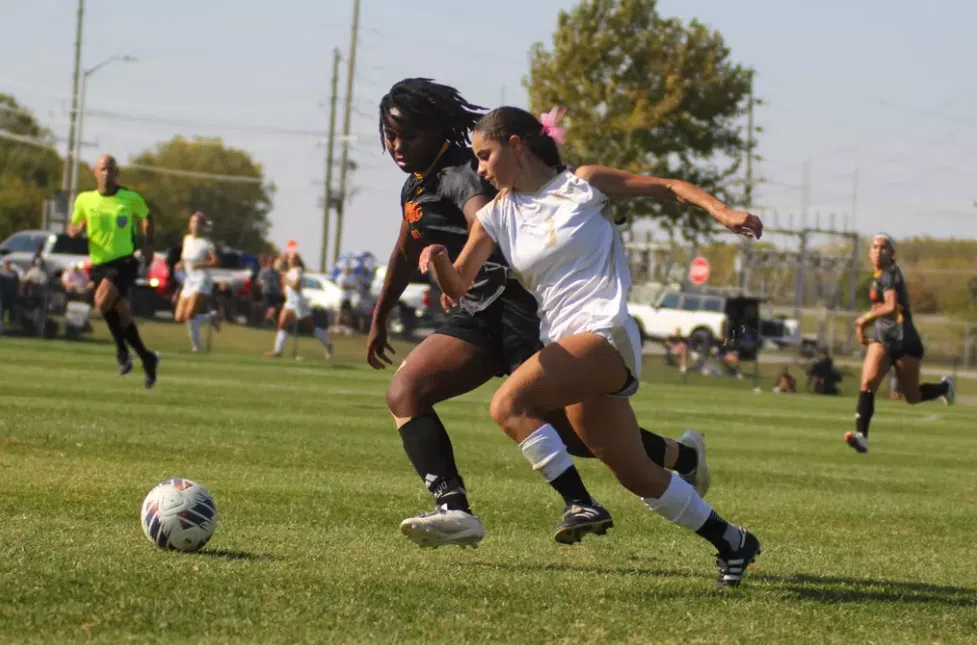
left=2, top=322, right=976, bottom=644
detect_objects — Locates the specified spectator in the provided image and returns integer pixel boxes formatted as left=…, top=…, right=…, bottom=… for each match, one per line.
left=0, top=259, right=19, bottom=333
left=257, top=254, right=284, bottom=325
left=20, top=258, right=48, bottom=294
left=665, top=327, right=689, bottom=373
left=773, top=368, right=797, bottom=394
left=61, top=260, right=94, bottom=301
left=888, top=370, right=902, bottom=400
left=807, top=350, right=842, bottom=395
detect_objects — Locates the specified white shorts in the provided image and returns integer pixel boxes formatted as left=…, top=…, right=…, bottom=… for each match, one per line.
left=284, top=297, right=312, bottom=320
left=592, top=318, right=643, bottom=397
left=180, top=275, right=212, bottom=298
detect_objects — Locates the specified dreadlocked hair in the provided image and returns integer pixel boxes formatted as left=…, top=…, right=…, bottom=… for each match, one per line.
left=378, top=78, right=486, bottom=149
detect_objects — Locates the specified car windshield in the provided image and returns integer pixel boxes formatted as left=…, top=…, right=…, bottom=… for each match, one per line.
left=1, top=232, right=49, bottom=253
left=48, top=235, right=90, bottom=255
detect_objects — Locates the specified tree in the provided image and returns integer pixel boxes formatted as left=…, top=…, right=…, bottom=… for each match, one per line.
left=119, top=136, right=275, bottom=252
left=525, top=0, right=754, bottom=237
left=0, top=94, right=63, bottom=241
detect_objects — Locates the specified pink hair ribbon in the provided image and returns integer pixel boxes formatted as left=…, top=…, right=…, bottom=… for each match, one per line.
left=539, top=107, right=567, bottom=145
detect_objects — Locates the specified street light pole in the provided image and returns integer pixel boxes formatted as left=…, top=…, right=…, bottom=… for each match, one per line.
left=69, top=55, right=137, bottom=204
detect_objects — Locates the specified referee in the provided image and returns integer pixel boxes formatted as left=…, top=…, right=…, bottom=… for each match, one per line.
left=68, top=154, right=159, bottom=388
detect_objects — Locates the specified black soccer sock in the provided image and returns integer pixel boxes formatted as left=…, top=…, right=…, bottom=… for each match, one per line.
left=549, top=466, right=593, bottom=507
left=638, top=429, right=698, bottom=474
left=695, top=510, right=744, bottom=555
left=855, top=390, right=875, bottom=438
left=102, top=310, right=129, bottom=358
left=399, top=413, right=471, bottom=513
left=123, top=322, right=154, bottom=363
left=919, top=381, right=949, bottom=402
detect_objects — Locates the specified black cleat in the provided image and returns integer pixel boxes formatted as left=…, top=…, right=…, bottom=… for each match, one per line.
left=552, top=501, right=614, bottom=545
left=117, top=354, right=133, bottom=376
left=715, top=529, right=761, bottom=588
left=143, top=352, right=160, bottom=389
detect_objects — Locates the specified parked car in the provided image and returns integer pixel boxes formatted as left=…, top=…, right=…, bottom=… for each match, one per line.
left=629, top=290, right=730, bottom=354
left=0, top=230, right=90, bottom=276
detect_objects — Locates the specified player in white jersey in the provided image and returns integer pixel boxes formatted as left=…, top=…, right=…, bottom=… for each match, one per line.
left=420, top=106, right=764, bottom=587
left=174, top=212, right=218, bottom=353
left=265, top=251, right=333, bottom=359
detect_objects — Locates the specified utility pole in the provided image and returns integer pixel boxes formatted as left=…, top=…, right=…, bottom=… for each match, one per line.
left=332, top=0, right=361, bottom=266
left=800, top=159, right=811, bottom=225
left=62, top=0, right=85, bottom=197
left=739, top=72, right=759, bottom=292
left=850, top=168, right=859, bottom=232
left=320, top=48, right=341, bottom=273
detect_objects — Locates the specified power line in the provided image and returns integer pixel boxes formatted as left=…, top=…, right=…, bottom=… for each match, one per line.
left=124, top=163, right=264, bottom=183
left=81, top=109, right=330, bottom=138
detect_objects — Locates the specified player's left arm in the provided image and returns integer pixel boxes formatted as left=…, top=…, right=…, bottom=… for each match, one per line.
left=420, top=220, right=497, bottom=301
left=575, top=165, right=763, bottom=239
left=132, top=193, right=154, bottom=264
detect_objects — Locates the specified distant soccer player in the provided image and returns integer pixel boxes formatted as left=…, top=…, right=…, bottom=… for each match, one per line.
left=173, top=211, right=218, bottom=353
left=847, top=234, right=954, bottom=453
left=68, top=154, right=159, bottom=387
left=265, top=251, right=333, bottom=359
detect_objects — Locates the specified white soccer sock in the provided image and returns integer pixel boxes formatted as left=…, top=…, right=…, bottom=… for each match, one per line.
left=314, top=326, right=330, bottom=347
left=518, top=424, right=574, bottom=482
left=642, top=473, right=712, bottom=532
left=187, top=318, right=201, bottom=350
left=274, top=329, right=288, bottom=354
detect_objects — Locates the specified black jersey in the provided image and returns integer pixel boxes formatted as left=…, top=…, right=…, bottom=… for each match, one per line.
left=400, top=145, right=509, bottom=313
left=869, top=263, right=918, bottom=344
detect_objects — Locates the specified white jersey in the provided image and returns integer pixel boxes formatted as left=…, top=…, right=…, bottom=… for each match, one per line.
left=180, top=234, right=216, bottom=295
left=284, top=266, right=312, bottom=318
left=476, top=170, right=642, bottom=378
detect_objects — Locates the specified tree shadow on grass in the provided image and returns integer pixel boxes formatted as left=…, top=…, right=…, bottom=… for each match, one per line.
left=193, top=549, right=280, bottom=561
left=459, top=562, right=976, bottom=607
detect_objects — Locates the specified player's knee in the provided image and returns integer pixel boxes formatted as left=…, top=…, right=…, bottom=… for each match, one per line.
left=386, top=371, right=425, bottom=419
left=488, top=389, right=533, bottom=437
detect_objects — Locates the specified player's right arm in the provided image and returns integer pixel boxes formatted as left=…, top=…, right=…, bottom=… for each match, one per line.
left=366, top=219, right=422, bottom=369
left=371, top=218, right=422, bottom=330
left=67, top=194, right=86, bottom=237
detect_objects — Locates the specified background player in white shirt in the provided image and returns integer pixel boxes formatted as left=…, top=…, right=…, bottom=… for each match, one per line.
left=421, top=106, right=764, bottom=587
left=265, top=251, right=333, bottom=359
left=174, top=212, right=218, bottom=353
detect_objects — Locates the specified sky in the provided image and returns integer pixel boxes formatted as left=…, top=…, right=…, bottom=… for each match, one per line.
left=2, top=0, right=976, bottom=267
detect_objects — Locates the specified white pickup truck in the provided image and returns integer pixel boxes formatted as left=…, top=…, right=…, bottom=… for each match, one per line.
left=629, top=289, right=801, bottom=354
left=628, top=290, right=729, bottom=353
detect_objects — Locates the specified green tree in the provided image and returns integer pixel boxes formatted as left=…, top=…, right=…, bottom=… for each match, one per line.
left=119, top=136, right=275, bottom=251
left=525, top=0, right=753, bottom=237
left=0, top=94, right=63, bottom=240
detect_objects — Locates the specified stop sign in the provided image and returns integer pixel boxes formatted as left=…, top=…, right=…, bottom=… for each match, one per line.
left=689, top=257, right=710, bottom=285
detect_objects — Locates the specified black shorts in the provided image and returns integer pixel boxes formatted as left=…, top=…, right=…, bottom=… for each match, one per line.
left=880, top=335, right=924, bottom=361
left=90, top=255, right=139, bottom=300
left=434, top=281, right=542, bottom=377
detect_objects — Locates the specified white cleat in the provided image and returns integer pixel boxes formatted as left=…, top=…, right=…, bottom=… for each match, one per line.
left=941, top=376, right=955, bottom=406
left=677, top=430, right=711, bottom=498
left=399, top=507, right=485, bottom=549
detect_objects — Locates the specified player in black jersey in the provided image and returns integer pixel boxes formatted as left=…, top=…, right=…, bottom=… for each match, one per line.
left=847, top=234, right=954, bottom=453
left=367, top=78, right=710, bottom=548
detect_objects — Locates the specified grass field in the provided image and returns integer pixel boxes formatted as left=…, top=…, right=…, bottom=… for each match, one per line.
left=2, top=322, right=976, bottom=644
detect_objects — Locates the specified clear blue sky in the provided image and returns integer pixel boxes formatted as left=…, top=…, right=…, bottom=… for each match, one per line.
left=3, top=0, right=976, bottom=265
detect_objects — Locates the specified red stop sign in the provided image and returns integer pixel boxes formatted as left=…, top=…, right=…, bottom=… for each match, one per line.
left=689, top=257, right=710, bottom=285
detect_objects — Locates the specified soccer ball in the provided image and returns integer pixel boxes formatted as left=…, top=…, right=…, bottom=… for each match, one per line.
left=140, top=478, right=217, bottom=552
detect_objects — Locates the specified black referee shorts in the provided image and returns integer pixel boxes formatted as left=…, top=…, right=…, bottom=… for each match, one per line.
left=90, top=254, right=139, bottom=300
left=434, top=281, right=543, bottom=377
